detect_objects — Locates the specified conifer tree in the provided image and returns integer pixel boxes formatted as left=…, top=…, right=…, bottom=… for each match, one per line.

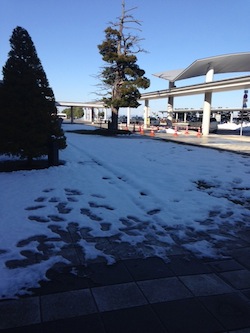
left=0, top=26, right=66, bottom=164
left=98, top=1, right=150, bottom=130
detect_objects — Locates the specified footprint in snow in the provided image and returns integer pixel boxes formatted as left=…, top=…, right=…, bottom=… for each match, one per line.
left=64, top=188, right=83, bottom=196
left=91, top=194, right=106, bottom=199
left=56, top=202, right=72, bottom=214
left=100, top=223, right=112, bottom=231
left=147, top=209, right=161, bottom=216
left=80, top=208, right=103, bottom=221
left=28, top=216, right=50, bottom=223
left=43, top=188, right=55, bottom=193
left=34, top=197, right=47, bottom=202
left=89, top=201, right=114, bottom=210
left=25, top=205, right=46, bottom=211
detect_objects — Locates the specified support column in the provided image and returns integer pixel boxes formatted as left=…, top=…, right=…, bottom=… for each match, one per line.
left=144, top=99, right=149, bottom=128
left=91, top=107, right=94, bottom=123
left=127, top=107, right=131, bottom=127
left=167, top=81, right=175, bottom=121
left=203, top=92, right=212, bottom=135
left=70, top=106, right=74, bottom=124
left=202, top=66, right=214, bottom=136
left=83, top=108, right=87, bottom=121
left=104, top=108, right=107, bottom=122
left=230, top=111, right=234, bottom=123
left=184, top=112, right=187, bottom=123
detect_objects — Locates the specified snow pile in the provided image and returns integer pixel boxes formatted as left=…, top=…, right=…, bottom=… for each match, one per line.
left=218, top=121, right=250, bottom=131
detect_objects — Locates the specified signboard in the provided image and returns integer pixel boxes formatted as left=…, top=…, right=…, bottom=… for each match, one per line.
left=243, top=90, right=248, bottom=108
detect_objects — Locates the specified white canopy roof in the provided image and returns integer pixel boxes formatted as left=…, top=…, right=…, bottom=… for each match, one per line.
left=153, top=52, right=250, bottom=82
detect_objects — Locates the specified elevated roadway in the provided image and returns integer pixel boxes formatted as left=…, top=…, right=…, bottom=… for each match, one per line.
left=140, top=75, right=250, bottom=100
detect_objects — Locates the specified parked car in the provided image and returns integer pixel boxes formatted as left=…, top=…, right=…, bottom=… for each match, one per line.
left=188, top=117, right=218, bottom=133
left=118, top=116, right=127, bottom=124
left=131, top=116, right=144, bottom=125
left=57, top=113, right=67, bottom=120
left=149, top=117, right=160, bottom=126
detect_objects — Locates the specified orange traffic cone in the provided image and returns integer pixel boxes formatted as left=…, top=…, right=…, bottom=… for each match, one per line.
left=197, top=127, right=201, bottom=138
left=140, top=127, right=144, bottom=135
left=150, top=128, right=155, bottom=137
left=173, top=126, right=178, bottom=137
left=185, top=126, right=189, bottom=135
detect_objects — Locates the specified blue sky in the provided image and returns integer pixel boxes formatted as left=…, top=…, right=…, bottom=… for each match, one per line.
left=1, top=0, right=250, bottom=114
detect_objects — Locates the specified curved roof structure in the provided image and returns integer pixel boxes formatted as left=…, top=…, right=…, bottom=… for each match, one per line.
left=153, top=52, right=250, bottom=82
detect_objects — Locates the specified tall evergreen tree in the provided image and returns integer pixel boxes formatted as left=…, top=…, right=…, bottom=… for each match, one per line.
left=0, top=26, right=66, bottom=164
left=98, top=1, right=150, bottom=130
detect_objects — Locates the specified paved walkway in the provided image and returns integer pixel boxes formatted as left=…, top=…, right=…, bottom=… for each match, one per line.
left=1, top=129, right=250, bottom=333
left=141, top=127, right=250, bottom=155
left=1, top=250, right=250, bottom=332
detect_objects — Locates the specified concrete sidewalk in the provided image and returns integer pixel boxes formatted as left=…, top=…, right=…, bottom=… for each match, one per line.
left=1, top=249, right=250, bottom=332
left=1, top=129, right=250, bottom=333
left=143, top=128, right=250, bottom=155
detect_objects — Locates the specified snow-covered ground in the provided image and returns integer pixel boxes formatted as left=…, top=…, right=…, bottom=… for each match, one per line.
left=1, top=123, right=250, bottom=298
left=218, top=121, right=250, bottom=131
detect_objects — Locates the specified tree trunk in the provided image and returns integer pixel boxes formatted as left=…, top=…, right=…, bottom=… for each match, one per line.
left=26, top=155, right=33, bottom=167
left=110, top=106, right=119, bottom=130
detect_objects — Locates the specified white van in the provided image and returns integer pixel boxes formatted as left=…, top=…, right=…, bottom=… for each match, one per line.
left=188, top=117, right=218, bottom=133
left=57, top=113, right=67, bottom=120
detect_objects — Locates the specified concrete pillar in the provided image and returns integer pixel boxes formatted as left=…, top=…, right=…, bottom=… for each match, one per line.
left=91, top=107, right=94, bottom=123
left=104, top=108, right=107, bottom=121
left=184, top=112, right=187, bottom=122
left=203, top=92, right=212, bottom=135
left=85, top=108, right=92, bottom=122
left=70, top=106, right=74, bottom=124
left=230, top=112, right=234, bottom=123
left=144, top=99, right=149, bottom=128
left=127, top=107, right=131, bottom=127
left=206, top=66, right=214, bottom=83
left=202, top=66, right=214, bottom=136
left=167, top=81, right=175, bottom=121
